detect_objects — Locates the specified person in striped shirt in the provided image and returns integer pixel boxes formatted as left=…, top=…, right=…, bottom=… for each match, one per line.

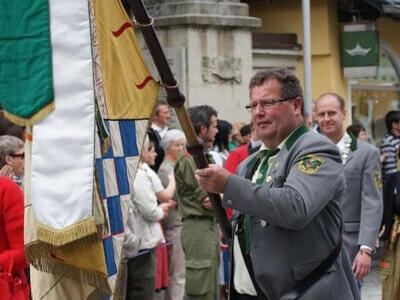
left=380, top=110, right=400, bottom=182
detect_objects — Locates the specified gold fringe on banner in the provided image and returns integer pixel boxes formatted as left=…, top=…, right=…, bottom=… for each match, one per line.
left=3, top=101, right=55, bottom=126
left=112, top=262, right=127, bottom=300
left=33, top=224, right=103, bottom=254
left=26, top=242, right=110, bottom=293
left=87, top=289, right=110, bottom=300
left=37, top=217, right=99, bottom=247
left=86, top=262, right=127, bottom=300
left=29, top=257, right=110, bottom=293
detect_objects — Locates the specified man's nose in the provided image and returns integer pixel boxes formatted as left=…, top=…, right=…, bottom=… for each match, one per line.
left=322, top=114, right=330, bottom=122
left=254, top=104, right=265, bottom=115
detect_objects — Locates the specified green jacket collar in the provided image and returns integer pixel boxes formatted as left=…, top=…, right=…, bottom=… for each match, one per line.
left=257, top=123, right=308, bottom=154
left=285, top=123, right=309, bottom=150
left=346, top=130, right=358, bottom=152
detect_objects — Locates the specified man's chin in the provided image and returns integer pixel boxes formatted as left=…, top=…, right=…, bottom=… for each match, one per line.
left=320, top=127, right=334, bottom=135
left=258, top=134, right=274, bottom=143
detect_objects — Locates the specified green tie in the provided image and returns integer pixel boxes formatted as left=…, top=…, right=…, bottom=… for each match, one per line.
left=244, top=149, right=280, bottom=254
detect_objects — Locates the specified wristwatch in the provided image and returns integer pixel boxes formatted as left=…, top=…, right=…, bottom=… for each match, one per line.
left=359, top=248, right=372, bottom=257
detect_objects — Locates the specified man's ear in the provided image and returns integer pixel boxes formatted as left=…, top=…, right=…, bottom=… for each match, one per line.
left=199, top=124, right=207, bottom=138
left=293, top=97, right=303, bottom=115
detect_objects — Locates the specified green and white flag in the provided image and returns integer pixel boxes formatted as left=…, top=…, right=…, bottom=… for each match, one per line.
left=29, top=0, right=96, bottom=246
left=0, top=1, right=54, bottom=125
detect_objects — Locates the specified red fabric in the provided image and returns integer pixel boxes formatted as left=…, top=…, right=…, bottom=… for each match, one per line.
left=224, top=144, right=249, bottom=174
left=155, top=223, right=168, bottom=291
left=0, top=177, right=29, bottom=300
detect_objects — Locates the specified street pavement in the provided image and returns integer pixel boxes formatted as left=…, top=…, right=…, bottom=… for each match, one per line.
left=361, top=265, right=382, bottom=300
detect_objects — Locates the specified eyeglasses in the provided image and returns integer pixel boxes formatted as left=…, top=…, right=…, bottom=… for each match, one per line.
left=9, top=153, right=24, bottom=159
left=245, top=96, right=295, bottom=112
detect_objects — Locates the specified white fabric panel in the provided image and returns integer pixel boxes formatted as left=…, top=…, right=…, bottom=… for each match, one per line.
left=134, top=119, right=149, bottom=151
left=31, top=0, right=95, bottom=229
left=103, top=159, right=118, bottom=197
left=109, top=121, right=124, bottom=157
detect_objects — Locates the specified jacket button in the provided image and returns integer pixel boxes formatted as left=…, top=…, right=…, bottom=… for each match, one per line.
left=260, top=220, right=267, bottom=227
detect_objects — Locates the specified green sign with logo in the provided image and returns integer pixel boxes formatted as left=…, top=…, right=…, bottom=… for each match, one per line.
left=341, top=31, right=379, bottom=67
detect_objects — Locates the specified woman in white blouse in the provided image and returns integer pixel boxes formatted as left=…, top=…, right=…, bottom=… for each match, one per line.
left=124, top=137, right=172, bottom=300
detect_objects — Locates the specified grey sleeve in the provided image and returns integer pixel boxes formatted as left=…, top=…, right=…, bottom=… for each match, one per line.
left=223, top=152, right=345, bottom=230
left=358, top=147, right=383, bottom=248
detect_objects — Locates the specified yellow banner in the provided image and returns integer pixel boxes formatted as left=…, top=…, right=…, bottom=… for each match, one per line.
left=94, top=0, right=159, bottom=119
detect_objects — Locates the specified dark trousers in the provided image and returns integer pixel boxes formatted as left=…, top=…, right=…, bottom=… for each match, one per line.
left=232, top=292, right=259, bottom=300
left=126, top=249, right=156, bottom=300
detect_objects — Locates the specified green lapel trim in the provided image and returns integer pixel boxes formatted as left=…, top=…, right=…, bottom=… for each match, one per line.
left=346, top=130, right=358, bottom=152
left=285, top=123, right=309, bottom=150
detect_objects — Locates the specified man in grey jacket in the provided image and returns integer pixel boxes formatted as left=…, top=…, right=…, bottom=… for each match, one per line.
left=316, top=93, right=383, bottom=283
left=196, top=69, right=360, bottom=300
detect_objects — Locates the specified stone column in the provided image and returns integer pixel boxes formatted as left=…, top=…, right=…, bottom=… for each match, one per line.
left=140, top=0, right=261, bottom=124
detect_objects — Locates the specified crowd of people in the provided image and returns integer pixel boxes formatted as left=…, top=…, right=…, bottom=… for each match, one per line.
left=1, top=68, right=400, bottom=300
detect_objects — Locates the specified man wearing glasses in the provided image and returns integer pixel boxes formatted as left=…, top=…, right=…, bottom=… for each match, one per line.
left=196, top=69, right=360, bottom=300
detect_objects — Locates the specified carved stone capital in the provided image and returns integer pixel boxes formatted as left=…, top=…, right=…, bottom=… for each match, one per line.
left=144, top=0, right=261, bottom=28
left=202, top=56, right=242, bottom=84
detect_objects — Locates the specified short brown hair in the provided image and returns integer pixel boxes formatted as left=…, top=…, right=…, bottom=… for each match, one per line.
left=154, top=100, right=169, bottom=115
left=249, top=68, right=304, bottom=115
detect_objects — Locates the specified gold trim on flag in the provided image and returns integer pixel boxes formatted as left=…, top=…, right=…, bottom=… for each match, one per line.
left=3, top=101, right=55, bottom=126
left=37, top=217, right=99, bottom=247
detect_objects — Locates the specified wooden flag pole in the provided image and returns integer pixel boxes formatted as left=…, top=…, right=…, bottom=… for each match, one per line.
left=128, top=0, right=231, bottom=241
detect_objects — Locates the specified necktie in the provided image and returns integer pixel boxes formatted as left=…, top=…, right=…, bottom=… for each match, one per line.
left=244, top=149, right=280, bottom=254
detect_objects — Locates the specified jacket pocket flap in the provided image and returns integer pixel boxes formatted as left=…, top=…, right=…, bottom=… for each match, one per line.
left=291, top=258, right=334, bottom=281
left=185, top=259, right=212, bottom=269
left=344, top=222, right=360, bottom=232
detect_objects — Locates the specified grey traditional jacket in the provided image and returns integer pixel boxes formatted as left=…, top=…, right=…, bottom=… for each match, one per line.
left=341, top=136, right=383, bottom=262
left=223, top=126, right=360, bottom=300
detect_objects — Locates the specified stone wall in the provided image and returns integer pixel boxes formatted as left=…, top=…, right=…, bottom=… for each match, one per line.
left=138, top=0, right=261, bottom=125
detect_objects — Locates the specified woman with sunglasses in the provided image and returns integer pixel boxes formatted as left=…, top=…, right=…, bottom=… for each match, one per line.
left=0, top=135, right=24, bottom=187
